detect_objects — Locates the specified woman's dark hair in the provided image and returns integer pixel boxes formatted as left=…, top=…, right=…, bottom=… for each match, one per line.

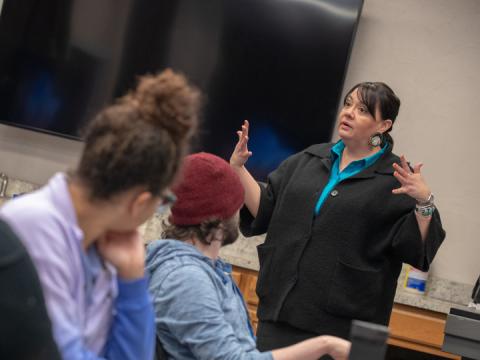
left=344, top=82, right=400, bottom=146
left=76, top=69, right=201, bottom=200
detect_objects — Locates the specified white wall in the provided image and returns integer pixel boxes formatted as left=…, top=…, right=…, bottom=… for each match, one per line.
left=0, top=124, right=82, bottom=184
left=339, top=0, right=480, bottom=284
left=0, top=0, right=478, bottom=284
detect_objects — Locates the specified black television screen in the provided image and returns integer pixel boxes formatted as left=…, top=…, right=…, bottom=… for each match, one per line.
left=0, top=0, right=363, bottom=179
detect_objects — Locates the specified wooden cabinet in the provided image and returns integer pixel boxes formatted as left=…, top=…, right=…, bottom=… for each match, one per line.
left=232, top=266, right=259, bottom=331
left=232, top=265, right=460, bottom=359
left=242, top=272, right=260, bottom=330
left=231, top=270, right=243, bottom=288
left=388, top=304, right=460, bottom=359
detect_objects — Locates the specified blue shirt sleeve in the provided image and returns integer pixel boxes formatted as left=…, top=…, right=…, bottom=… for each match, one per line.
left=60, top=276, right=155, bottom=360
left=103, top=276, right=155, bottom=360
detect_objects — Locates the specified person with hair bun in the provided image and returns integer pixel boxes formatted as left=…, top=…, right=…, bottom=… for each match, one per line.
left=0, top=69, right=201, bottom=359
left=230, top=82, right=446, bottom=354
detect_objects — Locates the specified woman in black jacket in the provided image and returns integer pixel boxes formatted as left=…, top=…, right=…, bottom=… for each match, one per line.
left=229, top=82, right=445, bottom=353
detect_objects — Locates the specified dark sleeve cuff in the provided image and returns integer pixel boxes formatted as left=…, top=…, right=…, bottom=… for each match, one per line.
left=420, top=209, right=446, bottom=270
left=392, top=208, right=446, bottom=271
left=239, top=183, right=273, bottom=237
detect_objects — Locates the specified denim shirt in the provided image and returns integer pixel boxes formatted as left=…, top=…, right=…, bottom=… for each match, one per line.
left=146, top=240, right=273, bottom=360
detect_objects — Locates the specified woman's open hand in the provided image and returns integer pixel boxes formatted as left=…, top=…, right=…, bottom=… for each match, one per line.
left=392, top=155, right=431, bottom=202
left=230, top=120, right=253, bottom=168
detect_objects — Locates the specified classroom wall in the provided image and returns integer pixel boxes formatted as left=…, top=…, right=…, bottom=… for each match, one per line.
left=338, top=0, right=480, bottom=284
left=0, top=0, right=478, bottom=284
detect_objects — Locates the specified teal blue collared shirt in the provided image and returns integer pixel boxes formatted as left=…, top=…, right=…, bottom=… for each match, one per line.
left=314, top=141, right=387, bottom=215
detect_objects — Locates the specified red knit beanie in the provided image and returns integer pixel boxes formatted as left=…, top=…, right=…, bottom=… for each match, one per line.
left=169, top=152, right=245, bottom=226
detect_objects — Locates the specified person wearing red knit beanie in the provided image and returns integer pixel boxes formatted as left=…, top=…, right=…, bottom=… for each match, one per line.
left=169, top=152, right=245, bottom=227
left=146, top=152, right=351, bottom=360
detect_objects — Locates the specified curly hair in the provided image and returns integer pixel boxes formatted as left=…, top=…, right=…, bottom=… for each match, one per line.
left=76, top=69, right=201, bottom=199
left=162, top=216, right=239, bottom=246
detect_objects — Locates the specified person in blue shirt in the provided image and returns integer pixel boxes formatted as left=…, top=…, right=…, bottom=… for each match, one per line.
left=229, top=82, right=446, bottom=353
left=1, top=69, right=201, bottom=359
left=147, top=152, right=351, bottom=360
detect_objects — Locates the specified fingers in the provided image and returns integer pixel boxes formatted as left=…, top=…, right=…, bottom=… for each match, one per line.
left=400, top=155, right=411, bottom=173
left=236, top=120, right=251, bottom=152
left=237, top=120, right=250, bottom=141
left=237, top=133, right=249, bottom=151
left=394, top=156, right=425, bottom=176
left=413, top=163, right=423, bottom=174
left=243, top=119, right=249, bottom=133
left=394, top=155, right=422, bottom=175
left=392, top=186, right=407, bottom=195
left=241, top=120, right=249, bottom=140
left=231, top=120, right=253, bottom=166
left=392, top=156, right=429, bottom=200
left=392, top=162, right=410, bottom=179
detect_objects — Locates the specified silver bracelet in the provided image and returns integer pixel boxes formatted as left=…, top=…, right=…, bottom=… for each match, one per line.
left=415, top=193, right=435, bottom=217
left=416, top=193, right=434, bottom=206
left=415, top=204, right=435, bottom=217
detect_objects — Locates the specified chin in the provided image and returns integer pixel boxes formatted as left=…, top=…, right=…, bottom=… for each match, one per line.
left=337, top=131, right=350, bottom=141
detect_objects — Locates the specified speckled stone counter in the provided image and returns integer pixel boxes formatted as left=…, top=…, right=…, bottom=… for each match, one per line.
left=394, top=266, right=473, bottom=314
left=2, top=177, right=475, bottom=315
left=0, top=177, right=37, bottom=205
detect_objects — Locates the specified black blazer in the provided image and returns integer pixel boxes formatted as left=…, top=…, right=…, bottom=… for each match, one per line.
left=240, top=143, right=446, bottom=338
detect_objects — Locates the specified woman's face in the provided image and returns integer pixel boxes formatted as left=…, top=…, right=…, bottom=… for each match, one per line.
left=337, top=89, right=390, bottom=145
left=111, top=190, right=163, bottom=232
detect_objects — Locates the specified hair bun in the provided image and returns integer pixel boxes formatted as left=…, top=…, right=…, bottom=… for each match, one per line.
left=123, top=68, right=201, bottom=142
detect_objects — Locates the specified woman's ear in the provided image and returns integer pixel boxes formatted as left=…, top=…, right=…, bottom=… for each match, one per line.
left=129, top=191, right=154, bottom=217
left=379, top=119, right=393, bottom=133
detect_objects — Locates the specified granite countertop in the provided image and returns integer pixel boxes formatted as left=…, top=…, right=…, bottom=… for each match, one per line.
left=2, top=176, right=474, bottom=315
left=394, top=267, right=473, bottom=314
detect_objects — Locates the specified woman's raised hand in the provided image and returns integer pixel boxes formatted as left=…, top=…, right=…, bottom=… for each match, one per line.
left=230, top=120, right=253, bottom=168
left=392, top=155, right=431, bottom=202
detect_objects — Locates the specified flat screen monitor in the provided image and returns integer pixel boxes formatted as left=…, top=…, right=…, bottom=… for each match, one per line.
left=0, top=0, right=363, bottom=179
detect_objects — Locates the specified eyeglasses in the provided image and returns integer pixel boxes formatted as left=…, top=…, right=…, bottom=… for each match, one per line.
left=156, top=189, right=177, bottom=214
